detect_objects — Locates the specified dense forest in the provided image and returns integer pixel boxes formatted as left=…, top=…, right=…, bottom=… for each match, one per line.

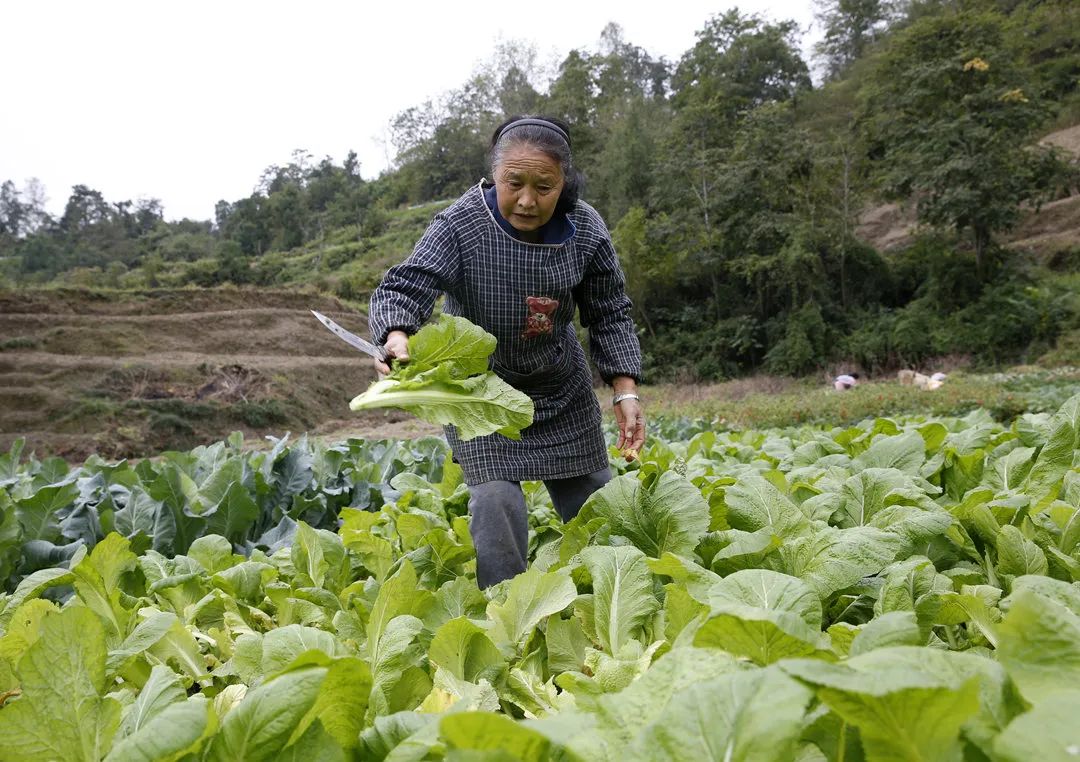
left=2, top=0, right=1078, bottom=382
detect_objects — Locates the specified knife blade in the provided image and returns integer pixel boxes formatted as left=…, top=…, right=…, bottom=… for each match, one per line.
left=310, top=310, right=390, bottom=363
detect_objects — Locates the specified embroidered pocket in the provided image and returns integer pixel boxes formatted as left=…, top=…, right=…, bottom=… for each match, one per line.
left=523, top=296, right=559, bottom=339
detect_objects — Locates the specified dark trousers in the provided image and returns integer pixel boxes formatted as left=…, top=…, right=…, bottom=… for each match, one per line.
left=468, top=467, right=612, bottom=589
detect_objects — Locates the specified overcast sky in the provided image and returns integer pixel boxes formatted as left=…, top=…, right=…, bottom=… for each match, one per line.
left=1, top=1, right=820, bottom=222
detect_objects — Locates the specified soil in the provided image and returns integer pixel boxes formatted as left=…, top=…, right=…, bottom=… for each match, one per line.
left=0, top=287, right=408, bottom=462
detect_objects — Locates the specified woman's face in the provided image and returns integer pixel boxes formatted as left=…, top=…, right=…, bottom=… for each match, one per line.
left=494, top=145, right=564, bottom=233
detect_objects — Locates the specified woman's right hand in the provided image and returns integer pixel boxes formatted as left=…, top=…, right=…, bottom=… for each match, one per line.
left=376, top=330, right=410, bottom=376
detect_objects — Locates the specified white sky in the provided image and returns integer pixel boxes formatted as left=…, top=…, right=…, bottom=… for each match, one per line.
left=1, top=1, right=819, bottom=222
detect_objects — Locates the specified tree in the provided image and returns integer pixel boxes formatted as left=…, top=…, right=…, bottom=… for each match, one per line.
left=0, top=181, right=25, bottom=237
left=653, top=11, right=813, bottom=318
left=862, top=10, right=1059, bottom=277
left=59, top=185, right=111, bottom=233
left=672, top=11, right=811, bottom=131
left=814, top=0, right=899, bottom=79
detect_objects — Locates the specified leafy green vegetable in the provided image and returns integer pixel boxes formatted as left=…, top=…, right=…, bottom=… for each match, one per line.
left=350, top=315, right=534, bottom=440
left=0, top=393, right=1078, bottom=759
left=0, top=606, right=121, bottom=762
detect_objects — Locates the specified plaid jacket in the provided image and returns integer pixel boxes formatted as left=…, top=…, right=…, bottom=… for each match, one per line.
left=368, top=181, right=642, bottom=485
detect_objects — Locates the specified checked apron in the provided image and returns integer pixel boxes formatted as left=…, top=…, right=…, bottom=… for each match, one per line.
left=368, top=181, right=642, bottom=486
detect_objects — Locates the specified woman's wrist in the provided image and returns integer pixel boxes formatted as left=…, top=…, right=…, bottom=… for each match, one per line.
left=611, top=375, right=638, bottom=395
left=611, top=376, right=639, bottom=406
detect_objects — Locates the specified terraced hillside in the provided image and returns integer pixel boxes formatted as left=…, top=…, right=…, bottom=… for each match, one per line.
left=0, top=288, right=434, bottom=460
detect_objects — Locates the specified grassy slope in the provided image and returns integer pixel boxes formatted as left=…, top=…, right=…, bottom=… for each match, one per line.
left=637, top=367, right=1080, bottom=436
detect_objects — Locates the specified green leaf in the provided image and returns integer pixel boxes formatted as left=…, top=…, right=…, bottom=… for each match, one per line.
left=579, top=545, right=659, bottom=655
left=531, top=647, right=747, bottom=757
left=440, top=712, right=552, bottom=760
left=0, top=606, right=121, bottom=762
left=429, top=617, right=505, bottom=684
left=996, top=524, right=1049, bottom=581
left=426, top=576, right=488, bottom=631
left=212, top=560, right=275, bottom=604
left=662, top=584, right=709, bottom=646
left=0, top=567, right=75, bottom=629
left=366, top=560, right=434, bottom=664
left=201, top=480, right=259, bottom=544
left=278, top=722, right=345, bottom=762
left=351, top=369, right=534, bottom=441
left=646, top=553, right=721, bottom=602
left=486, top=566, right=577, bottom=652
left=695, top=569, right=831, bottom=665
left=834, top=468, right=936, bottom=526
left=992, top=689, right=1080, bottom=762
left=191, top=457, right=243, bottom=514
left=343, top=530, right=396, bottom=583
left=710, top=568, right=824, bottom=628
left=724, top=472, right=811, bottom=538
left=783, top=648, right=983, bottom=762
left=289, top=656, right=372, bottom=751
left=707, top=527, right=782, bottom=575
left=627, top=667, right=813, bottom=761
left=107, top=611, right=178, bottom=675
left=70, top=533, right=137, bottom=641
left=854, top=430, right=926, bottom=475
left=15, top=481, right=80, bottom=541
left=926, top=592, right=1000, bottom=648
left=261, top=624, right=348, bottom=676
left=780, top=525, right=903, bottom=600
left=990, top=446, right=1037, bottom=492
left=357, top=711, right=437, bottom=761
left=1025, top=393, right=1080, bottom=510
left=116, top=664, right=186, bottom=738
left=997, top=589, right=1080, bottom=703
left=277, top=443, right=314, bottom=496
left=368, top=615, right=431, bottom=719
left=545, top=614, right=591, bottom=674
left=400, top=314, right=496, bottom=380
left=291, top=521, right=348, bottom=593
left=1009, top=575, right=1080, bottom=615
left=187, top=534, right=237, bottom=574
left=112, top=486, right=174, bottom=554
left=502, top=667, right=559, bottom=719
left=204, top=664, right=327, bottom=762
left=581, top=471, right=710, bottom=558
left=848, top=611, right=922, bottom=656
left=875, top=556, right=950, bottom=616
left=147, top=618, right=207, bottom=685
left=104, top=694, right=212, bottom=762
left=147, top=465, right=206, bottom=553
left=0, top=600, right=56, bottom=688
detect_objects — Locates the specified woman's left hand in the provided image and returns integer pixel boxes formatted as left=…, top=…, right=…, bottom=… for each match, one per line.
left=615, top=397, right=646, bottom=455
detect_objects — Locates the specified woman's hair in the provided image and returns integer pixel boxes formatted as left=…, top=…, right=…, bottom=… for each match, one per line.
left=489, top=115, right=584, bottom=216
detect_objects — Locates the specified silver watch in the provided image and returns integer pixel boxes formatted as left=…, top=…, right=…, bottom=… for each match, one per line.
left=612, top=393, right=640, bottom=406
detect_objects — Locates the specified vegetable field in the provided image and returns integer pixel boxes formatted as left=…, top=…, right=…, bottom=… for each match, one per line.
left=1, top=395, right=1079, bottom=761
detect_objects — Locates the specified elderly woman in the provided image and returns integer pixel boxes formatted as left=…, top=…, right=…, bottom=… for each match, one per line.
left=367, top=115, right=645, bottom=588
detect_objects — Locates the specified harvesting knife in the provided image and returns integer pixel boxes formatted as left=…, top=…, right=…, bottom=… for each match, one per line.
left=310, top=310, right=390, bottom=363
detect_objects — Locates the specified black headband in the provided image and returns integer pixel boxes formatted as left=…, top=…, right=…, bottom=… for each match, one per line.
left=496, top=117, right=571, bottom=148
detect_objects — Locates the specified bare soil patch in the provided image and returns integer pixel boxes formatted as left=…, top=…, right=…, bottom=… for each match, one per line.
left=0, top=287, right=384, bottom=461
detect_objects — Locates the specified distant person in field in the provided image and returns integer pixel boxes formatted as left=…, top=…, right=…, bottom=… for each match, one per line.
left=834, top=373, right=859, bottom=391
left=367, top=115, right=645, bottom=588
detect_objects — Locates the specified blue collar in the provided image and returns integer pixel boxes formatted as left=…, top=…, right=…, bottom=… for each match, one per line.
left=483, top=184, right=576, bottom=245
